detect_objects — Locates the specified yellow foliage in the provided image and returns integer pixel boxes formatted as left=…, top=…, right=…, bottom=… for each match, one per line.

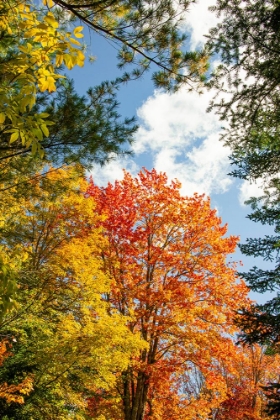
left=0, top=166, right=145, bottom=414
left=0, top=0, right=85, bottom=155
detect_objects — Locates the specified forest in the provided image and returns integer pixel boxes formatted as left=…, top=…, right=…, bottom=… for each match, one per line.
left=0, top=0, right=280, bottom=419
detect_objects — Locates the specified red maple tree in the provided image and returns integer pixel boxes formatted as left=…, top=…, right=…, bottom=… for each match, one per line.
left=86, top=169, right=250, bottom=420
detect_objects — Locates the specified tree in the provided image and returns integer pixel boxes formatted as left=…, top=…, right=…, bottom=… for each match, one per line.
left=0, top=166, right=144, bottom=419
left=86, top=168, right=249, bottom=420
left=206, top=4, right=280, bottom=416
left=235, top=197, right=280, bottom=348
left=212, top=344, right=280, bottom=420
left=0, top=340, right=33, bottom=406
left=0, top=79, right=137, bottom=169
left=0, top=0, right=137, bottom=333
left=52, top=0, right=209, bottom=91
left=233, top=196, right=280, bottom=418
left=207, top=0, right=280, bottom=191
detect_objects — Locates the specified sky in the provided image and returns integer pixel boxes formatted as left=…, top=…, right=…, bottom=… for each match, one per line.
left=67, top=0, right=274, bottom=303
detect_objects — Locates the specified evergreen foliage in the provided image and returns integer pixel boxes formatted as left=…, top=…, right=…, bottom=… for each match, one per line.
left=207, top=0, right=280, bottom=190
left=207, top=3, right=280, bottom=415
left=53, top=0, right=209, bottom=91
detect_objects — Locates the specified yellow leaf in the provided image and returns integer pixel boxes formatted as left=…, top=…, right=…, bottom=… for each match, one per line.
left=20, top=131, right=26, bottom=145
left=55, top=54, right=64, bottom=67
left=73, top=26, right=84, bottom=38
left=10, top=131, right=19, bottom=143
left=31, top=141, right=37, bottom=155
left=33, top=128, right=43, bottom=141
left=63, top=54, right=74, bottom=70
left=43, top=0, right=54, bottom=6
left=0, top=113, right=5, bottom=124
left=40, top=124, right=49, bottom=137
left=44, top=13, right=59, bottom=29
left=76, top=50, right=85, bottom=67
left=70, top=38, right=81, bottom=46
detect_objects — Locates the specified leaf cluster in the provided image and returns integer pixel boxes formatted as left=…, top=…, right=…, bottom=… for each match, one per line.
left=52, top=0, right=209, bottom=91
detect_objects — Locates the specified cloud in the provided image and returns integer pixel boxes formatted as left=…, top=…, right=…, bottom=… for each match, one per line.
left=88, top=1, right=233, bottom=197
left=238, top=175, right=279, bottom=206
left=133, top=87, right=232, bottom=196
left=134, top=89, right=219, bottom=154
left=89, top=156, right=139, bottom=186
left=181, top=0, right=219, bottom=50
left=238, top=179, right=265, bottom=205
left=153, top=135, right=231, bottom=197
left=89, top=84, right=233, bottom=197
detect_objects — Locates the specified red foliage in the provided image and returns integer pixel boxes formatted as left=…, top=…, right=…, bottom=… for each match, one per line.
left=86, top=168, right=250, bottom=420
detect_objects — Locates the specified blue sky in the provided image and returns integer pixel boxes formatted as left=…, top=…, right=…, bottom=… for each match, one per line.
left=67, top=0, right=273, bottom=303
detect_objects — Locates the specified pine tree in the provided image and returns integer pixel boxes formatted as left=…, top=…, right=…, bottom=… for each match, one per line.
left=207, top=0, right=280, bottom=192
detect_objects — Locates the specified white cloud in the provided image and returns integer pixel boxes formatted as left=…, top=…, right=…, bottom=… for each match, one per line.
left=238, top=179, right=266, bottom=205
left=153, top=135, right=231, bottom=196
left=87, top=58, right=239, bottom=201
left=89, top=85, right=233, bottom=197
left=133, top=87, right=232, bottom=196
left=181, top=0, right=219, bottom=50
left=89, top=156, right=139, bottom=186
left=135, top=89, right=219, bottom=154
left=88, top=0, right=233, bottom=197
left=238, top=175, right=280, bottom=206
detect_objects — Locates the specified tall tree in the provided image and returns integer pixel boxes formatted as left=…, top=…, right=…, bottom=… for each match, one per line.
left=206, top=0, right=280, bottom=191
left=0, top=166, right=144, bottom=419
left=86, top=168, right=250, bottom=420
left=0, top=79, right=137, bottom=170
left=0, top=0, right=209, bottom=169
left=207, top=4, right=280, bottom=415
left=236, top=197, right=280, bottom=347
left=212, top=344, right=280, bottom=420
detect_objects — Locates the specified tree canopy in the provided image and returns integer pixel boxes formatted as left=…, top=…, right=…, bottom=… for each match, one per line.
left=207, top=2, right=280, bottom=416
left=86, top=168, right=251, bottom=420
left=207, top=0, right=280, bottom=191
left=2, top=1, right=280, bottom=418
left=0, top=166, right=145, bottom=418
left=52, top=0, right=209, bottom=90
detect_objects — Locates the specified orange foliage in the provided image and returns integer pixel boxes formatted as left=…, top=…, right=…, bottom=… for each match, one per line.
left=86, top=168, right=250, bottom=420
left=0, top=341, right=33, bottom=404
left=214, top=344, right=280, bottom=420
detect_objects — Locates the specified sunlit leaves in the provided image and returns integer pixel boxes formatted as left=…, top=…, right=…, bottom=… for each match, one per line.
left=0, top=0, right=85, bottom=155
left=0, top=341, right=33, bottom=405
left=87, top=168, right=250, bottom=419
left=0, top=166, right=144, bottom=418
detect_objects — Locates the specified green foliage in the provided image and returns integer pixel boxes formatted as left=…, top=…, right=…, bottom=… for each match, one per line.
left=0, top=79, right=137, bottom=169
left=236, top=196, right=280, bottom=346
left=0, top=0, right=85, bottom=156
left=235, top=196, right=280, bottom=417
left=207, top=5, right=280, bottom=416
left=53, top=0, right=209, bottom=91
left=0, top=255, right=17, bottom=321
left=207, top=0, right=280, bottom=190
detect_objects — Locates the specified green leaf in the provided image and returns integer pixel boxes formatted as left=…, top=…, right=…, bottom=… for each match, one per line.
left=31, top=141, right=37, bottom=155
left=39, top=113, right=50, bottom=119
